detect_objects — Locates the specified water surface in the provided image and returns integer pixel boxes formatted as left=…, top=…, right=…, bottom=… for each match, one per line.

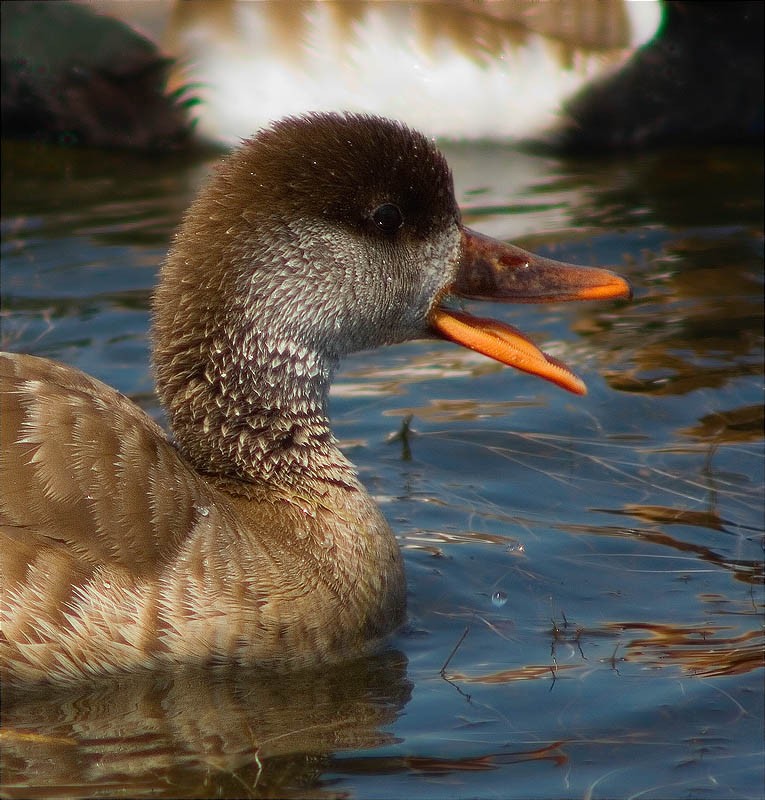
left=1, top=139, right=762, bottom=799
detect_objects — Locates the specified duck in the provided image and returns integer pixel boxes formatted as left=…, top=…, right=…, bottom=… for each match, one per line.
left=1, top=0, right=191, bottom=151
left=0, top=112, right=631, bottom=684
left=150, top=0, right=764, bottom=150
left=552, top=0, right=764, bottom=151
left=139, top=0, right=661, bottom=145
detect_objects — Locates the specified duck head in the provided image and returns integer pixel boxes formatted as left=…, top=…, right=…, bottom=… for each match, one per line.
left=153, top=112, right=630, bottom=487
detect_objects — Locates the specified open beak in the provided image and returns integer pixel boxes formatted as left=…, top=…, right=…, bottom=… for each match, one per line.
left=430, top=227, right=632, bottom=395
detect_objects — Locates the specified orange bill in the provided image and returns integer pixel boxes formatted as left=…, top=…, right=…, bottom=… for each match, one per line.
left=429, top=227, right=632, bottom=395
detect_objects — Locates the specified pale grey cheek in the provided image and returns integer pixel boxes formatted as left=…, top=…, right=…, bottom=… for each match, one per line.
left=411, top=225, right=463, bottom=308
left=235, top=221, right=462, bottom=354
left=353, top=225, right=462, bottom=344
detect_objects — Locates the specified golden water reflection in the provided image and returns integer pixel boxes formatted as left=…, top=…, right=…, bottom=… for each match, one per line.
left=0, top=652, right=410, bottom=799
left=603, top=622, right=764, bottom=678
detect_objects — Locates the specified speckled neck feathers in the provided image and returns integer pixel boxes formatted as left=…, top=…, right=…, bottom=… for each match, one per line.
left=155, top=317, right=351, bottom=491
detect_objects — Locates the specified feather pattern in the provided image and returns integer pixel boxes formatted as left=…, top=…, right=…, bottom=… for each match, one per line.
left=1, top=352, right=405, bottom=682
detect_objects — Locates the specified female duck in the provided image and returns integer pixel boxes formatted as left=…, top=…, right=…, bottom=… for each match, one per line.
left=0, top=113, right=630, bottom=683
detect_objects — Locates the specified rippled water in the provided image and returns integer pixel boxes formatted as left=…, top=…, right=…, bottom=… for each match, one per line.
left=1, top=139, right=763, bottom=800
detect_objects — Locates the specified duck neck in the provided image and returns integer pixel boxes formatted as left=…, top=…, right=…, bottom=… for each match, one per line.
left=157, top=327, right=359, bottom=495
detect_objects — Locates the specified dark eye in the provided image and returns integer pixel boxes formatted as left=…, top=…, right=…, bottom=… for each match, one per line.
left=371, top=203, right=403, bottom=234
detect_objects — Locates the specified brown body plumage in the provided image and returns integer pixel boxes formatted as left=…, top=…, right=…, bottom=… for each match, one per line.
left=0, top=113, right=630, bottom=683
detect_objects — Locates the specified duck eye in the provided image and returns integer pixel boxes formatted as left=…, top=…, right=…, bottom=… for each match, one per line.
left=371, top=203, right=403, bottom=234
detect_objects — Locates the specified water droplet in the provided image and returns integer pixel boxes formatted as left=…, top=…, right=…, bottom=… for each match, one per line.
left=492, top=590, right=508, bottom=608
left=196, top=505, right=210, bottom=517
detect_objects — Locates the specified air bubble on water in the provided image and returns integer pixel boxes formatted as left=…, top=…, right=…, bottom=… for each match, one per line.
left=492, top=590, right=508, bottom=608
